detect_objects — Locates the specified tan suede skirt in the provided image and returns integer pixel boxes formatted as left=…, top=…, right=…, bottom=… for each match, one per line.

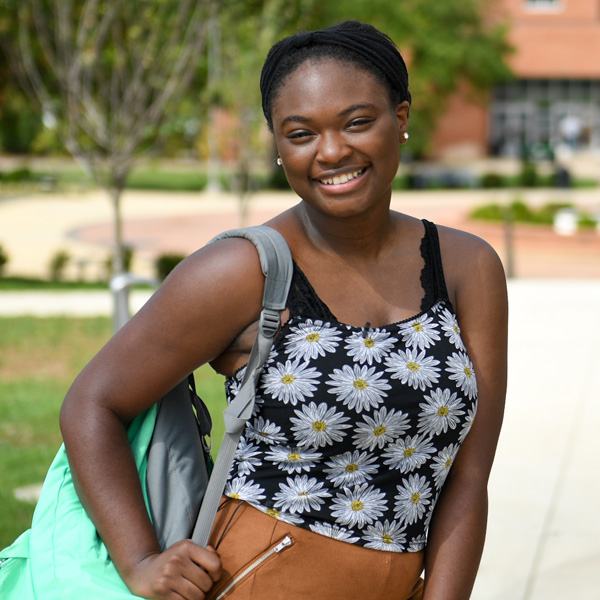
left=206, top=498, right=424, bottom=600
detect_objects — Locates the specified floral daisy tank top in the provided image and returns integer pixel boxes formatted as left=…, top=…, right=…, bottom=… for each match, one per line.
left=223, top=220, right=478, bottom=553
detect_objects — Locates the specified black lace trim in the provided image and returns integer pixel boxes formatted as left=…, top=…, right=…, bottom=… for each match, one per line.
left=419, top=224, right=436, bottom=312
left=288, top=220, right=449, bottom=320
left=288, top=261, right=337, bottom=321
left=420, top=219, right=449, bottom=307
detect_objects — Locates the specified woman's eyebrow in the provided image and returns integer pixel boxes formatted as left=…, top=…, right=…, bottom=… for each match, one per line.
left=281, top=114, right=311, bottom=126
left=339, top=103, right=377, bottom=116
left=279, top=103, right=378, bottom=127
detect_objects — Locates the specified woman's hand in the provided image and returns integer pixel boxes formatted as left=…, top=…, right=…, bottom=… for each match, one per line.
left=125, top=542, right=222, bottom=600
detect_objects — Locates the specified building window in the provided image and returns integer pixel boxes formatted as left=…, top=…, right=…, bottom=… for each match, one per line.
left=524, top=0, right=563, bottom=12
left=489, top=79, right=600, bottom=157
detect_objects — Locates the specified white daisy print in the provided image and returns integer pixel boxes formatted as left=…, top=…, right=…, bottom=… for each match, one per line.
left=331, top=483, right=387, bottom=528
left=326, top=364, right=391, bottom=412
left=446, top=352, right=477, bottom=400
left=246, top=416, right=287, bottom=446
left=323, top=450, right=379, bottom=488
left=225, top=476, right=266, bottom=504
left=353, top=407, right=411, bottom=451
left=382, top=434, right=436, bottom=473
left=439, top=308, right=466, bottom=350
left=264, top=445, right=322, bottom=474
left=309, top=522, right=360, bottom=544
left=394, top=474, right=433, bottom=526
left=261, top=359, right=321, bottom=406
left=290, top=401, right=352, bottom=448
left=399, top=314, right=441, bottom=350
left=273, top=475, right=332, bottom=514
left=345, top=329, right=397, bottom=365
left=234, top=436, right=262, bottom=476
left=285, top=320, right=342, bottom=361
left=362, top=520, right=407, bottom=552
left=458, top=405, right=477, bottom=443
left=385, top=348, right=441, bottom=391
left=263, top=506, right=304, bottom=525
left=418, top=388, right=466, bottom=437
left=409, top=534, right=428, bottom=552
left=431, top=443, right=460, bottom=488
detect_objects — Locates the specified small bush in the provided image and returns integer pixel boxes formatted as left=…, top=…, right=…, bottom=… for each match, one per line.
left=265, top=168, right=291, bottom=190
left=105, top=245, right=135, bottom=276
left=0, top=245, right=9, bottom=277
left=509, top=200, right=536, bottom=222
left=518, top=161, right=539, bottom=188
left=0, top=168, right=34, bottom=183
left=49, top=250, right=71, bottom=282
left=481, top=172, right=504, bottom=189
left=155, top=253, right=186, bottom=281
left=469, top=203, right=505, bottom=221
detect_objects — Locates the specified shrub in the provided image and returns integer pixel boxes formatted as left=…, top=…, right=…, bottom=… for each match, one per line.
left=48, top=250, right=71, bottom=282
left=155, top=253, right=186, bottom=281
left=0, top=245, right=8, bottom=277
left=105, top=245, right=135, bottom=276
left=265, top=168, right=291, bottom=190
left=518, top=161, right=539, bottom=188
left=469, top=203, right=505, bottom=222
left=480, top=172, right=504, bottom=189
left=509, top=200, right=536, bottom=222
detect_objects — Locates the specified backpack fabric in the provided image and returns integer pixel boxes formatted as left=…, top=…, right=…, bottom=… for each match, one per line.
left=0, top=226, right=292, bottom=599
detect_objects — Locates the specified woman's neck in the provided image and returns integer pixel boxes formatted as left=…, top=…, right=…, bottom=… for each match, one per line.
left=294, top=200, right=398, bottom=260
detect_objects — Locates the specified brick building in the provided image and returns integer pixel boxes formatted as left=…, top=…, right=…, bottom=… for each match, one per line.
left=432, top=0, right=600, bottom=159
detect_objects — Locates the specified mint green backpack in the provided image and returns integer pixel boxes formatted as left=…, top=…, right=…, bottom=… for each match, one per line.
left=0, top=226, right=293, bottom=599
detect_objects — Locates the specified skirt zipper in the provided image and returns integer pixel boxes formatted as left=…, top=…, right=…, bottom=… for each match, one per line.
left=215, top=536, right=293, bottom=600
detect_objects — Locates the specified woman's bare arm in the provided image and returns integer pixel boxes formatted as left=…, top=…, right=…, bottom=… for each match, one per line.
left=60, top=237, right=265, bottom=599
left=422, top=230, right=508, bottom=599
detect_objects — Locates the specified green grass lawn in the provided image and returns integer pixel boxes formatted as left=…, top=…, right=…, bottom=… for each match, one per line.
left=0, top=316, right=226, bottom=550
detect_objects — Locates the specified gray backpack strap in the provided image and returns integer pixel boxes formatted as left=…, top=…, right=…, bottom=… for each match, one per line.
left=191, top=225, right=292, bottom=547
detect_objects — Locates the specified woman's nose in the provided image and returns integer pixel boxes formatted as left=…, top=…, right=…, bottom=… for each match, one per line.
left=316, top=131, right=352, bottom=165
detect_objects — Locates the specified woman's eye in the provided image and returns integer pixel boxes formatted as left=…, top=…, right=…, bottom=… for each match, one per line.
left=348, top=118, right=373, bottom=129
left=287, top=130, right=313, bottom=140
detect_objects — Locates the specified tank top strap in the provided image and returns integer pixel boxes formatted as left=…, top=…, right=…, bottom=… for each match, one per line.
left=419, top=219, right=450, bottom=308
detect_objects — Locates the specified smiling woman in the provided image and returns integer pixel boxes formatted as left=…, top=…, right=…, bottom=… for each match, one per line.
left=0, top=20, right=508, bottom=600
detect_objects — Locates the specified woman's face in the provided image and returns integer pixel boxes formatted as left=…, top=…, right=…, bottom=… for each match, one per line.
left=271, top=58, right=409, bottom=220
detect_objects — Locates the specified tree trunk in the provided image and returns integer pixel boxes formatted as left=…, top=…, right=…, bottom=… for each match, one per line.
left=110, top=185, right=125, bottom=275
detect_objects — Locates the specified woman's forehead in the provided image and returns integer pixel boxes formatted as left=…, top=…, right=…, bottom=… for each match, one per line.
left=271, top=59, right=388, bottom=118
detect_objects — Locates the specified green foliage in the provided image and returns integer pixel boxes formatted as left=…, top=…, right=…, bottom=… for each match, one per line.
left=48, top=249, right=71, bottom=282
left=0, top=276, right=112, bottom=290
left=518, top=161, right=539, bottom=188
left=105, top=245, right=134, bottom=277
left=469, top=202, right=506, bottom=222
left=470, top=199, right=598, bottom=227
left=155, top=253, right=187, bottom=281
left=481, top=172, right=505, bottom=188
left=0, top=244, right=8, bottom=276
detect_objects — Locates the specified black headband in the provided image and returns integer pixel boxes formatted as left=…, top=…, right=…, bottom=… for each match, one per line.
left=260, top=27, right=411, bottom=122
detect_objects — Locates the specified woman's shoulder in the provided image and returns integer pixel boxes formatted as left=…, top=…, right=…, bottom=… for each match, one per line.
left=435, top=223, right=500, bottom=262
left=434, top=223, right=507, bottom=308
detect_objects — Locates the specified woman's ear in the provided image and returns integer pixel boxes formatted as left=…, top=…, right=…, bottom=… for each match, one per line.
left=396, top=101, right=410, bottom=143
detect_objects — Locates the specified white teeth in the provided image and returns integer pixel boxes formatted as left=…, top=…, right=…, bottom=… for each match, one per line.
left=319, top=168, right=364, bottom=185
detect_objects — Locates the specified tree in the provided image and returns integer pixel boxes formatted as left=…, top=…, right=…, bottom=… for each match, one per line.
left=215, top=0, right=512, bottom=162
left=1, top=0, right=214, bottom=274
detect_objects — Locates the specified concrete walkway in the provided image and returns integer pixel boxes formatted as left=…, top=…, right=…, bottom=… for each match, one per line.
left=2, top=187, right=600, bottom=599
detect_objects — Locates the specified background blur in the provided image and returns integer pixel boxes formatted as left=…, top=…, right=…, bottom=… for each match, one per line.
left=1, top=1, right=599, bottom=599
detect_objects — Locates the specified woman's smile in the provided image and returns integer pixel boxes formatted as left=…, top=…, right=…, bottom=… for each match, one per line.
left=314, top=166, right=369, bottom=191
